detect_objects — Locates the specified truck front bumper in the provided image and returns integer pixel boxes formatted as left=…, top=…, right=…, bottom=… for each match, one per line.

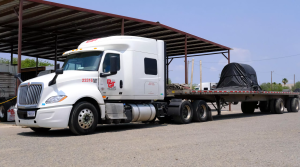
left=15, top=105, right=72, bottom=128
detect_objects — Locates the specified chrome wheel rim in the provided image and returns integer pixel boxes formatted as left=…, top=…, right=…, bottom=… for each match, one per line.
left=0, top=106, right=4, bottom=118
left=199, top=104, right=207, bottom=118
left=78, top=108, right=94, bottom=129
left=182, top=105, right=192, bottom=120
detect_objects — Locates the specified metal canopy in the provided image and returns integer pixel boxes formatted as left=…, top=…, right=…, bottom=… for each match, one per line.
left=0, top=0, right=231, bottom=62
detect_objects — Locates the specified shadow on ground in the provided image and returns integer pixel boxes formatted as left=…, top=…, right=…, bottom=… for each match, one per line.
left=17, top=122, right=167, bottom=137
left=211, top=111, right=296, bottom=121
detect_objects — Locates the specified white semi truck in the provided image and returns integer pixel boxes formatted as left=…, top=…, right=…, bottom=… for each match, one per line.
left=15, top=36, right=299, bottom=135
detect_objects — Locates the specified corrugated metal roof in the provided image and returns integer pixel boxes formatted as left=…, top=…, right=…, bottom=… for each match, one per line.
left=0, top=0, right=231, bottom=61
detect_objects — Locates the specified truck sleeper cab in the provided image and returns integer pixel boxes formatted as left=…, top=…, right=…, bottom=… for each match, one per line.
left=15, top=36, right=174, bottom=135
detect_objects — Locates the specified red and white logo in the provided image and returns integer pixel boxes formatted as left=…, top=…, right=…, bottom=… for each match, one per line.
left=107, top=79, right=115, bottom=88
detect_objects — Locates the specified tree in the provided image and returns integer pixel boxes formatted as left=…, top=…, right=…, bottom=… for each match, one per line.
left=291, top=81, right=300, bottom=91
left=167, top=78, right=172, bottom=84
left=282, top=78, right=288, bottom=86
left=260, top=82, right=284, bottom=91
left=0, top=57, right=53, bottom=68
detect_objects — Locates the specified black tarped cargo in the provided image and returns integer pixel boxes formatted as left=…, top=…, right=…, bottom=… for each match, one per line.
left=216, top=63, right=261, bottom=91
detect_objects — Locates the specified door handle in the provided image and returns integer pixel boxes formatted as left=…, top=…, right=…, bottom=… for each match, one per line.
left=120, top=80, right=123, bottom=88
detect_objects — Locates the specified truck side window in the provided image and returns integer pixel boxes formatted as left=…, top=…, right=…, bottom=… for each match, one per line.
left=144, top=58, right=157, bottom=75
left=103, top=53, right=120, bottom=73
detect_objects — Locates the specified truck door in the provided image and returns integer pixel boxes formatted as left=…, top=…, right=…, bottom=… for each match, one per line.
left=98, top=52, right=124, bottom=98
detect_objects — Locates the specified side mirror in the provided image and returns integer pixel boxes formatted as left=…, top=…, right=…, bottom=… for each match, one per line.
left=110, top=56, right=118, bottom=75
left=49, top=69, right=63, bottom=86
left=14, top=73, right=23, bottom=83
left=56, top=68, right=64, bottom=75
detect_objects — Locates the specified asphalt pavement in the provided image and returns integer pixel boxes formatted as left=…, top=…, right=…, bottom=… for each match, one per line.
left=0, top=104, right=299, bottom=167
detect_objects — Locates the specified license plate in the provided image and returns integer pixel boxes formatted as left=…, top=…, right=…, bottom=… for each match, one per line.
left=27, top=111, right=35, bottom=117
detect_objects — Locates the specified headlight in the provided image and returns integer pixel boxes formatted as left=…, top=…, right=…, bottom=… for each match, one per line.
left=46, top=95, right=67, bottom=104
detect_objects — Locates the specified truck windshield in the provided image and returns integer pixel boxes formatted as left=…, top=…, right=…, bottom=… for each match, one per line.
left=62, top=51, right=103, bottom=71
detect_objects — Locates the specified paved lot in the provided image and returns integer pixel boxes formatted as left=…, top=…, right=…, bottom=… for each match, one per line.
left=0, top=104, right=299, bottom=167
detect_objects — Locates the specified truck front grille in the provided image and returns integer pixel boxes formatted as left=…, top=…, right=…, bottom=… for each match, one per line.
left=19, top=85, right=42, bottom=105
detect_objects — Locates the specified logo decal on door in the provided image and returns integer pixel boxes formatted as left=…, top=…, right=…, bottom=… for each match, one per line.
left=107, top=79, right=116, bottom=90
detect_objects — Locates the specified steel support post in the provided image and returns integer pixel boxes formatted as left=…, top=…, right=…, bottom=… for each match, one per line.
left=166, top=56, right=169, bottom=84
left=121, top=18, right=124, bottom=35
left=185, top=35, right=188, bottom=84
left=17, top=0, right=23, bottom=88
left=11, top=43, right=13, bottom=65
left=55, top=35, right=57, bottom=70
left=36, top=57, right=38, bottom=76
left=228, top=49, right=231, bottom=111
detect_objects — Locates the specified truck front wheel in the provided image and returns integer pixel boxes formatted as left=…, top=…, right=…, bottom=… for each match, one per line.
left=69, top=101, right=99, bottom=135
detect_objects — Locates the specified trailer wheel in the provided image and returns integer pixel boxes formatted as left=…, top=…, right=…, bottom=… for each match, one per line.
left=259, top=101, right=270, bottom=113
left=69, top=101, right=98, bottom=135
left=290, top=98, right=299, bottom=112
left=173, top=101, right=193, bottom=124
left=192, top=100, right=208, bottom=122
left=274, top=98, right=284, bottom=114
left=241, top=102, right=256, bottom=114
left=0, top=102, right=10, bottom=122
left=30, top=128, right=51, bottom=133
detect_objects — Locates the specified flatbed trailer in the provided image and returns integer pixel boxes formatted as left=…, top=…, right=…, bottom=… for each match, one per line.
left=166, top=89, right=300, bottom=115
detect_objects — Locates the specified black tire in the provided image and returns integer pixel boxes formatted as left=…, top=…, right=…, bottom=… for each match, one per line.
left=173, top=101, right=193, bottom=124
left=192, top=100, right=208, bottom=122
left=241, top=102, right=256, bottom=114
left=274, top=98, right=284, bottom=114
left=0, top=102, right=11, bottom=122
left=259, top=101, right=270, bottom=113
left=290, top=98, right=299, bottom=112
left=30, top=127, right=51, bottom=133
left=270, top=99, right=276, bottom=114
left=286, top=98, right=292, bottom=112
left=69, top=101, right=99, bottom=135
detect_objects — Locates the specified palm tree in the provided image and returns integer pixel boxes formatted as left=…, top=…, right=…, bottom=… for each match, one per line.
left=282, top=78, right=288, bottom=86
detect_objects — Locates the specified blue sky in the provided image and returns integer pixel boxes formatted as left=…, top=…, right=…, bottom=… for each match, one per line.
left=1, top=0, right=299, bottom=84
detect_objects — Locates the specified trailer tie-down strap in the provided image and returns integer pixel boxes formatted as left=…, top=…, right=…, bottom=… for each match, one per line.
left=0, top=96, right=17, bottom=105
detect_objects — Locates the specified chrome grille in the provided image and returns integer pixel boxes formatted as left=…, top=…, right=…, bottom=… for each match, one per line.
left=19, top=85, right=42, bottom=105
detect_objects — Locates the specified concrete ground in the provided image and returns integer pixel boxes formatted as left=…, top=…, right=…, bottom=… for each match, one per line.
left=0, top=104, right=299, bottom=167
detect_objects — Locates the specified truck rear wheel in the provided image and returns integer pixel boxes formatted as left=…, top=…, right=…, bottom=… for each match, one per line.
left=241, top=102, right=256, bottom=114
left=0, top=102, right=10, bottom=122
left=69, top=101, right=98, bottom=135
left=192, top=100, right=208, bottom=122
left=30, top=128, right=51, bottom=133
left=274, top=98, right=284, bottom=114
left=173, top=101, right=193, bottom=124
left=259, top=101, right=270, bottom=113
left=289, top=98, right=299, bottom=112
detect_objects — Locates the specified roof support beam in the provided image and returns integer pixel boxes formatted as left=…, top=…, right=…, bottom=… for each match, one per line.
left=55, top=35, right=58, bottom=70
left=121, top=18, right=124, bottom=35
left=17, top=0, right=23, bottom=88
left=222, top=53, right=228, bottom=60
left=185, top=35, right=188, bottom=84
left=168, top=51, right=228, bottom=59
